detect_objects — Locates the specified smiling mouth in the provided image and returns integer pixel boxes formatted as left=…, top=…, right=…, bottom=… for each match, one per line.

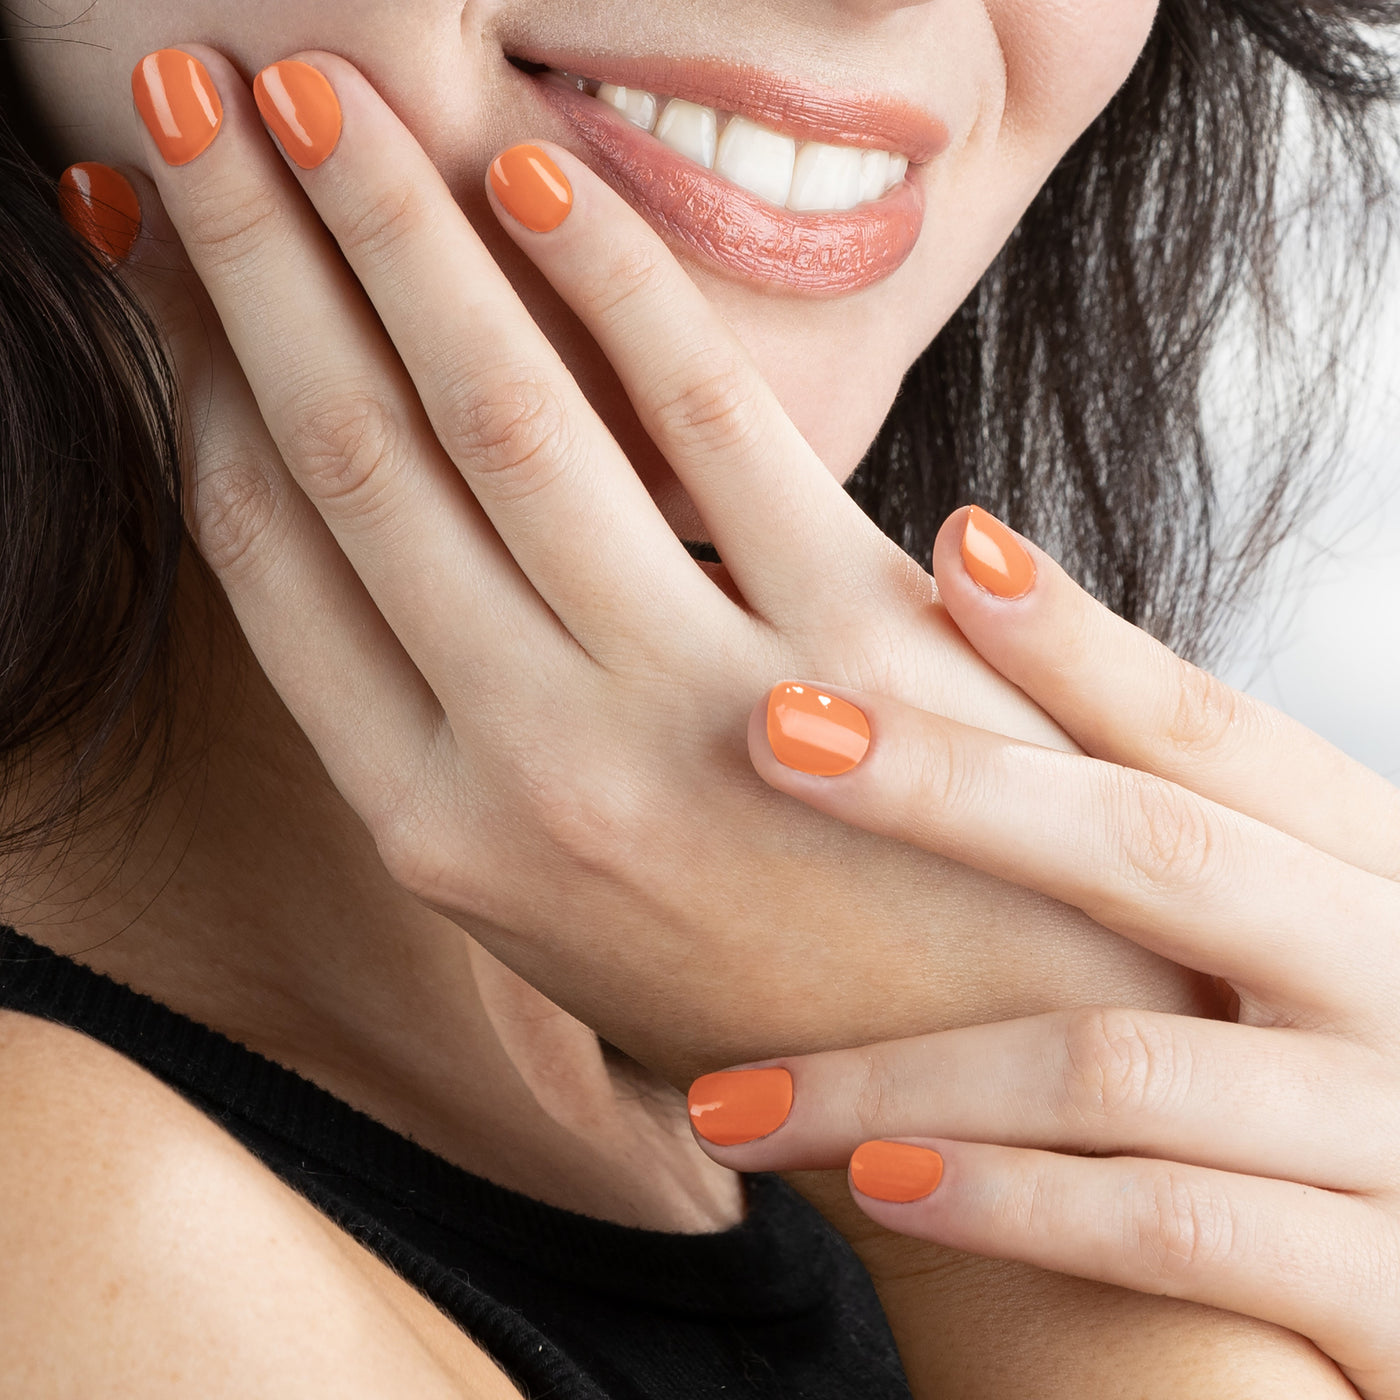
left=512, top=55, right=943, bottom=296
left=541, top=68, right=911, bottom=214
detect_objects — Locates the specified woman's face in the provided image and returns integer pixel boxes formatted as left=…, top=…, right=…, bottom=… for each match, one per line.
left=10, top=0, right=1157, bottom=531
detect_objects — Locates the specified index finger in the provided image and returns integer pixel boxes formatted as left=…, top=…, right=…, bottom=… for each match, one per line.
left=257, top=52, right=728, bottom=654
left=932, top=507, right=1400, bottom=881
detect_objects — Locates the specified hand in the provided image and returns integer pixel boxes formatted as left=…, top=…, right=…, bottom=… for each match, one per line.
left=686, top=506, right=1400, bottom=1396
left=108, top=47, right=1214, bottom=1081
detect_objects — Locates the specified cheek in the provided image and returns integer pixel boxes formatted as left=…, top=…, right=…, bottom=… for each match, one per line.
left=991, top=0, right=1160, bottom=149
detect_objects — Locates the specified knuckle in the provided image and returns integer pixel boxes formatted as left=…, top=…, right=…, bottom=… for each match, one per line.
left=1116, top=770, right=1221, bottom=898
left=372, top=786, right=462, bottom=906
left=586, top=241, right=673, bottom=320
left=283, top=389, right=403, bottom=514
left=1165, top=662, right=1248, bottom=761
left=1060, top=1007, right=1189, bottom=1128
left=1133, top=1169, right=1238, bottom=1283
left=337, top=183, right=423, bottom=262
left=650, top=358, right=763, bottom=459
left=184, top=184, right=286, bottom=271
left=191, top=447, right=286, bottom=578
left=850, top=1049, right=894, bottom=1134
left=521, top=763, right=643, bottom=879
left=907, top=722, right=981, bottom=828
left=438, top=372, right=574, bottom=502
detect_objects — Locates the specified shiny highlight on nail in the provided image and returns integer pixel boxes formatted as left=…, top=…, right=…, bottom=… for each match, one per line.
left=131, top=49, right=224, bottom=167
left=59, top=163, right=141, bottom=265
left=961, top=505, right=1036, bottom=600
left=688, top=1067, right=794, bottom=1146
left=490, top=144, right=574, bottom=232
left=766, top=683, right=871, bottom=777
left=254, top=61, right=343, bottom=170
left=850, top=1141, right=945, bottom=1203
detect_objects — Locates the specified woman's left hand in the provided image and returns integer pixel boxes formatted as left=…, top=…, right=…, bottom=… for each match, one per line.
left=688, top=506, right=1400, bottom=1398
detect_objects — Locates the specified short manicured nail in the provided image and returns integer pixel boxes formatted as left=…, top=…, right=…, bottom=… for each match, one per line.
left=131, top=49, right=224, bottom=166
left=766, top=683, right=871, bottom=778
left=961, top=505, right=1037, bottom=599
left=489, top=144, right=573, bottom=233
left=59, top=163, right=141, bottom=265
left=688, top=1068, right=794, bottom=1146
left=850, top=1141, right=945, bottom=1203
left=254, top=61, right=343, bottom=170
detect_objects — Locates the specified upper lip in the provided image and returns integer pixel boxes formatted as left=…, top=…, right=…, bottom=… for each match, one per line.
left=510, top=50, right=949, bottom=164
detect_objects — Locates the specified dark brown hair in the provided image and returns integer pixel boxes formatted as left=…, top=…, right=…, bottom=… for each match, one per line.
left=853, top=2, right=1397, bottom=655
left=0, top=2, right=1396, bottom=860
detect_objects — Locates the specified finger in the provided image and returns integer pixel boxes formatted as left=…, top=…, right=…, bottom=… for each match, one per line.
left=96, top=160, right=444, bottom=822
left=844, top=1137, right=1394, bottom=1374
left=748, top=680, right=1400, bottom=1018
left=131, top=46, right=578, bottom=693
left=485, top=139, right=909, bottom=627
left=932, top=506, right=1400, bottom=881
left=686, top=1012, right=1389, bottom=1191
left=256, top=55, right=730, bottom=658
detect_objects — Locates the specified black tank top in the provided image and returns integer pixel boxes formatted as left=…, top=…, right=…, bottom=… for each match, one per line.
left=0, top=926, right=912, bottom=1399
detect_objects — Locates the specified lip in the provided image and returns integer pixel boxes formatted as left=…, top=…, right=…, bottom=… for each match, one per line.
left=516, top=52, right=949, bottom=160
left=527, top=68, right=935, bottom=297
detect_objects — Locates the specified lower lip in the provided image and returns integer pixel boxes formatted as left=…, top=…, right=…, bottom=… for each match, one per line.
left=534, top=80, right=926, bottom=297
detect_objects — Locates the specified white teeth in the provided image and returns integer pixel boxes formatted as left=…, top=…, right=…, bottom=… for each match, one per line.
left=788, top=142, right=864, bottom=213
left=859, top=149, right=890, bottom=204
left=571, top=71, right=909, bottom=211
left=596, top=83, right=658, bottom=132
left=714, top=116, right=797, bottom=206
left=654, top=98, right=718, bottom=168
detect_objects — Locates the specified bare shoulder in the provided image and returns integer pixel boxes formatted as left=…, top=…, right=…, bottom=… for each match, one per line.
left=0, top=1011, right=522, bottom=1399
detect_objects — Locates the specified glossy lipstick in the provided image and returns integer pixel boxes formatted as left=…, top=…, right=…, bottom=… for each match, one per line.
left=527, top=62, right=944, bottom=296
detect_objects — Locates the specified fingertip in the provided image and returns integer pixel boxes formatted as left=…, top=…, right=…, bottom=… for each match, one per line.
left=59, top=162, right=144, bottom=267
left=849, top=1140, right=946, bottom=1204
left=961, top=506, right=1037, bottom=600
left=487, top=143, right=575, bottom=233
left=687, top=1066, right=794, bottom=1147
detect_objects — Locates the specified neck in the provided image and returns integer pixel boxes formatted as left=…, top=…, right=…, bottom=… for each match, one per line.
left=1, top=567, right=740, bottom=1232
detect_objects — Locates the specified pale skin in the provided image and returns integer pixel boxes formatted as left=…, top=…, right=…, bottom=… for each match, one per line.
left=0, top=0, right=1386, bottom=1394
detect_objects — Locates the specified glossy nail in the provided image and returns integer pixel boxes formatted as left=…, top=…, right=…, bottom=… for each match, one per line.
left=490, top=144, right=573, bottom=233
left=254, top=61, right=343, bottom=170
left=688, top=1068, right=794, bottom=1146
left=59, top=163, right=141, bottom=265
left=961, top=505, right=1037, bottom=599
left=766, top=683, right=871, bottom=778
left=131, top=49, right=224, bottom=167
left=850, top=1141, right=945, bottom=1203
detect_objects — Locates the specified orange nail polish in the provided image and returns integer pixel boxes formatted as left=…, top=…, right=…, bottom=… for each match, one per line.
left=489, top=144, right=573, bottom=233
left=688, top=1068, right=793, bottom=1147
left=131, top=49, right=224, bottom=167
left=766, top=683, right=871, bottom=778
left=961, top=505, right=1037, bottom=599
left=254, top=61, right=343, bottom=171
left=850, top=1141, right=945, bottom=1203
left=59, top=163, right=141, bottom=265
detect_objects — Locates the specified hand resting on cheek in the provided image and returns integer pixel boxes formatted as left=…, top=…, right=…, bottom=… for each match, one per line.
left=99, top=46, right=1226, bottom=1084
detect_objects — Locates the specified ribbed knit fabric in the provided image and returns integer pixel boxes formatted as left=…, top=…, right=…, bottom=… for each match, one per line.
left=0, top=926, right=912, bottom=1399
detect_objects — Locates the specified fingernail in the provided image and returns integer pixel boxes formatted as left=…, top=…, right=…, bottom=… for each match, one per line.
left=489, top=144, right=573, bottom=233
left=254, top=60, right=343, bottom=170
left=961, top=505, right=1037, bottom=599
left=850, top=1141, right=945, bottom=1203
left=59, top=163, right=141, bottom=265
left=766, top=683, right=871, bottom=778
left=131, top=49, right=224, bottom=167
left=688, top=1068, right=793, bottom=1146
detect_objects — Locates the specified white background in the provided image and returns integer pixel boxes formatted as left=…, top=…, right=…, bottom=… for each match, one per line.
left=1215, top=294, right=1400, bottom=782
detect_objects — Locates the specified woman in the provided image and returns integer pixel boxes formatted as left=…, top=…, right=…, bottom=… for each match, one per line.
left=0, top=0, right=1396, bottom=1395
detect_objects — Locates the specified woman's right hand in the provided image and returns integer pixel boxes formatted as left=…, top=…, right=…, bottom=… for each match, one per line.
left=102, top=45, right=1203, bottom=1079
